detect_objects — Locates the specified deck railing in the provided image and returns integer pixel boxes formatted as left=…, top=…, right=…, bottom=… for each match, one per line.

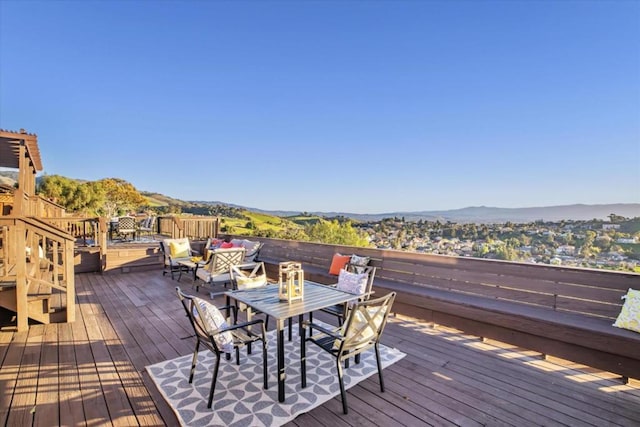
left=158, top=215, right=219, bottom=240
left=227, top=235, right=639, bottom=320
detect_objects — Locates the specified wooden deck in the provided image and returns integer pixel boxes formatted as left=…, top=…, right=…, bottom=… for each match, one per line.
left=1, top=270, right=639, bottom=426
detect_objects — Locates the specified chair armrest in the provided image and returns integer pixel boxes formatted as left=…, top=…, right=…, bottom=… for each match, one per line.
left=302, top=321, right=343, bottom=340
left=219, top=319, right=266, bottom=337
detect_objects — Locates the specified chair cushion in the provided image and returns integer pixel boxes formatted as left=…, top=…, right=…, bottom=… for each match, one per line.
left=613, top=288, right=640, bottom=333
left=329, top=254, right=351, bottom=275
left=240, top=240, right=262, bottom=262
left=236, top=274, right=268, bottom=290
left=334, top=305, right=386, bottom=350
left=194, top=297, right=234, bottom=353
left=337, top=269, right=368, bottom=295
left=169, top=240, right=191, bottom=258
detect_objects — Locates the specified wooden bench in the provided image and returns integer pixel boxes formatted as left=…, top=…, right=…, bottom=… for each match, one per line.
left=244, top=236, right=640, bottom=381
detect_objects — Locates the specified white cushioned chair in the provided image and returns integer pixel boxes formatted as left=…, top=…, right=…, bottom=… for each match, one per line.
left=161, top=237, right=199, bottom=280
left=194, top=247, right=246, bottom=294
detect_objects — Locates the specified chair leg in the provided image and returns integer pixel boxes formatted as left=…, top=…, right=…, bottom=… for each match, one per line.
left=300, top=325, right=307, bottom=388
left=189, top=341, right=200, bottom=383
left=262, top=338, right=269, bottom=390
left=375, top=343, right=385, bottom=392
left=207, top=355, right=221, bottom=409
left=336, top=358, right=348, bottom=414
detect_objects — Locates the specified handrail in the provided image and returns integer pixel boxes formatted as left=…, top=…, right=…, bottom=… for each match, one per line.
left=0, top=216, right=75, bottom=331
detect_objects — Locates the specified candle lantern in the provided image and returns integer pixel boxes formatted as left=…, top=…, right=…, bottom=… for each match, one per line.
left=278, top=261, right=304, bottom=302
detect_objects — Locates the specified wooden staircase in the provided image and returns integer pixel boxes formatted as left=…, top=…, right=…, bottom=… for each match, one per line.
left=0, top=217, right=75, bottom=330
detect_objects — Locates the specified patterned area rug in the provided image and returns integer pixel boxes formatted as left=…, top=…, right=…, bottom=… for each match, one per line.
left=146, top=321, right=405, bottom=426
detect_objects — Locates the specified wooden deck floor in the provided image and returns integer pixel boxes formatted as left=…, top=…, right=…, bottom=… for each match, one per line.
left=1, top=270, right=639, bottom=426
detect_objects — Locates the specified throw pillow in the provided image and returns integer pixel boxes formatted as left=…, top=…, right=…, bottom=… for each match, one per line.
left=169, top=240, right=191, bottom=258
left=350, top=254, right=371, bottom=273
left=209, top=238, right=223, bottom=249
left=329, top=253, right=351, bottom=275
left=613, top=288, right=640, bottom=333
left=350, top=254, right=370, bottom=266
left=337, top=268, right=368, bottom=295
left=220, top=242, right=234, bottom=249
left=242, top=240, right=262, bottom=261
left=193, top=297, right=234, bottom=353
left=236, top=274, right=268, bottom=290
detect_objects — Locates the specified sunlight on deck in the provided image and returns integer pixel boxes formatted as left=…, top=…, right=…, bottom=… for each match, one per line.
left=391, top=313, right=640, bottom=395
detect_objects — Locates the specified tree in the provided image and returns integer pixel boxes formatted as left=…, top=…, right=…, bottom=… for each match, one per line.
left=306, top=219, right=370, bottom=247
left=95, top=178, right=147, bottom=217
left=37, top=175, right=103, bottom=214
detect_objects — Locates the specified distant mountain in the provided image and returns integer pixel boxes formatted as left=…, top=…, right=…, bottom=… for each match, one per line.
left=211, top=203, right=640, bottom=224
left=3, top=171, right=636, bottom=223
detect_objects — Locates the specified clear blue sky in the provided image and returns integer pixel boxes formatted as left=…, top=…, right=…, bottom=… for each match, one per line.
left=1, top=1, right=638, bottom=214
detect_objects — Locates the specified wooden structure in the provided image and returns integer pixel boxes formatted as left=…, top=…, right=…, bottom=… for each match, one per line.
left=157, top=215, right=219, bottom=240
left=0, top=129, right=75, bottom=331
left=0, top=270, right=638, bottom=426
left=237, top=236, right=640, bottom=381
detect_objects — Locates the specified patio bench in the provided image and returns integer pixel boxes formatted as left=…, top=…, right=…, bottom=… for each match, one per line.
left=234, top=236, right=640, bottom=381
left=372, top=278, right=640, bottom=382
left=258, top=255, right=640, bottom=381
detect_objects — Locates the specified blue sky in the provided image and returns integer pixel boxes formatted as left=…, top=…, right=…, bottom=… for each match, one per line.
left=1, top=1, right=638, bottom=214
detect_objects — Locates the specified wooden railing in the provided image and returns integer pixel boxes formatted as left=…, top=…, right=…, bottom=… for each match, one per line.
left=0, top=192, right=66, bottom=219
left=0, top=216, right=75, bottom=331
left=45, top=216, right=102, bottom=246
left=32, top=195, right=66, bottom=218
left=158, top=215, right=219, bottom=239
left=228, top=235, right=639, bottom=321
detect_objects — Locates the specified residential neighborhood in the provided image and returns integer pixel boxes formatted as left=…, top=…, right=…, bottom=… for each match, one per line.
left=356, top=215, right=640, bottom=272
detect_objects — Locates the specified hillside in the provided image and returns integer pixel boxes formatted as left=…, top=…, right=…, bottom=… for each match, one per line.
left=2, top=171, right=637, bottom=223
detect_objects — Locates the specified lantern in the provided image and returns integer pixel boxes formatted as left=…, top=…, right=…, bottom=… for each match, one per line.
left=278, top=261, right=304, bottom=302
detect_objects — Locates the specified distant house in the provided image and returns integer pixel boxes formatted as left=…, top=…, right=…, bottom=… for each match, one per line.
left=602, top=224, right=621, bottom=230
left=556, top=245, right=576, bottom=256
left=616, top=238, right=636, bottom=244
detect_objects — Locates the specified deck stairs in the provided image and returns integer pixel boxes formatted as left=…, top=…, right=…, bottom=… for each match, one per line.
left=0, top=218, right=75, bottom=329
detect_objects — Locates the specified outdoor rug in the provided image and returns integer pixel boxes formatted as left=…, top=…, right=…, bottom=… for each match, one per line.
left=146, top=321, right=405, bottom=426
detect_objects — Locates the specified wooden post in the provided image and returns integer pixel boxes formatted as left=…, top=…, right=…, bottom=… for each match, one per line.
left=98, top=217, right=107, bottom=272
left=65, top=239, right=75, bottom=323
left=14, top=221, right=28, bottom=331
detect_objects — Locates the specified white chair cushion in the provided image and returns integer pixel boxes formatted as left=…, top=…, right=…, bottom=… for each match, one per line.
left=193, top=297, right=234, bottom=353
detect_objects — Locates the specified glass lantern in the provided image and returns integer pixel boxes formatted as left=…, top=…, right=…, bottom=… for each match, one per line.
left=278, top=261, right=304, bottom=302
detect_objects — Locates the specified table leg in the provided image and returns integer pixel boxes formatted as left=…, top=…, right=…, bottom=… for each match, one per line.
left=277, top=318, right=286, bottom=402
left=300, top=314, right=306, bottom=388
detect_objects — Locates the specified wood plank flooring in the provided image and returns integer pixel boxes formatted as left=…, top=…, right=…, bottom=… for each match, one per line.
left=0, top=270, right=639, bottom=426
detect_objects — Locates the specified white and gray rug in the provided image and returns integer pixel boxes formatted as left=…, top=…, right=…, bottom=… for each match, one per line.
left=146, top=321, right=405, bottom=426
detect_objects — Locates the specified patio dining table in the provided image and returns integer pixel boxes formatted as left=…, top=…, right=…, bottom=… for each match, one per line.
left=226, top=281, right=356, bottom=403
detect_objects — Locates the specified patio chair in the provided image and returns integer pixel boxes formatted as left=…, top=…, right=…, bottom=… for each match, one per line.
left=317, top=264, right=377, bottom=326
left=161, top=237, right=199, bottom=280
left=194, top=247, right=245, bottom=294
left=117, top=216, right=137, bottom=241
left=176, top=287, right=268, bottom=409
left=138, top=216, right=156, bottom=238
left=229, top=262, right=271, bottom=327
left=301, top=291, right=396, bottom=414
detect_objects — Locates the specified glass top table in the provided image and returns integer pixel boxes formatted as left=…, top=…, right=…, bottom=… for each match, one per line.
left=226, top=281, right=356, bottom=402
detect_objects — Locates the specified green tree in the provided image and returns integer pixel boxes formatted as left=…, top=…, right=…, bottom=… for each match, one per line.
left=37, top=175, right=103, bottom=214
left=95, top=178, right=147, bottom=217
left=306, top=219, right=370, bottom=247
